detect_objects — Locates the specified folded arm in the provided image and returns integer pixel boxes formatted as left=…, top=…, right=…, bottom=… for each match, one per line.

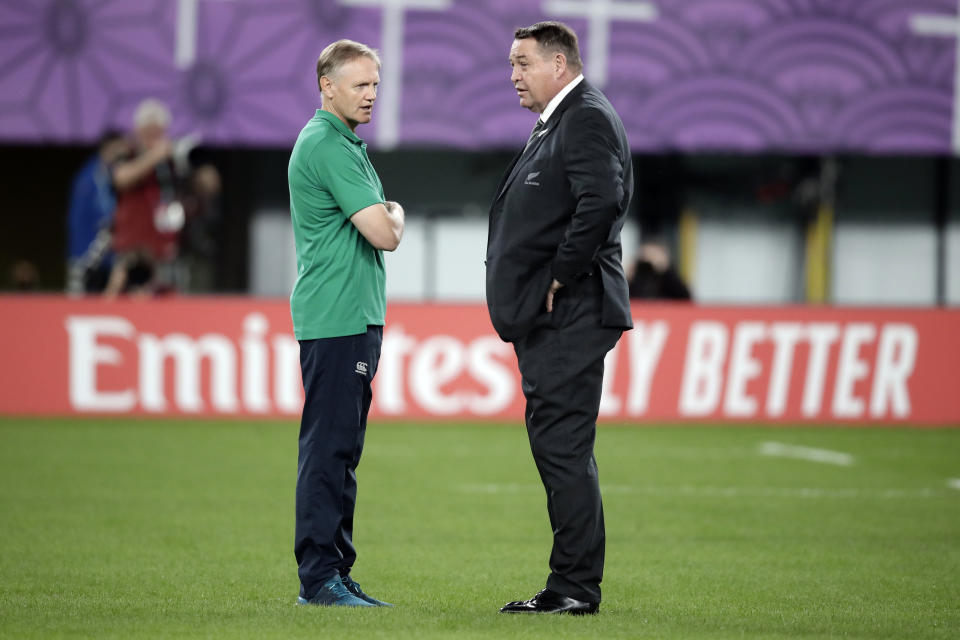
left=350, top=200, right=404, bottom=251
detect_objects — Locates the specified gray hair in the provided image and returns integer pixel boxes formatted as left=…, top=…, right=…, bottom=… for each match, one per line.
left=133, top=98, right=171, bottom=130
left=316, top=39, right=381, bottom=90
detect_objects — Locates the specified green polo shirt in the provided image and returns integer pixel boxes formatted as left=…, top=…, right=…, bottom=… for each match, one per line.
left=288, top=110, right=386, bottom=339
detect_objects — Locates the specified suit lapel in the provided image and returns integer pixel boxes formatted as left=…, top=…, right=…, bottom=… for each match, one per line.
left=492, top=148, right=524, bottom=202
left=496, top=123, right=553, bottom=200
left=494, top=80, right=592, bottom=202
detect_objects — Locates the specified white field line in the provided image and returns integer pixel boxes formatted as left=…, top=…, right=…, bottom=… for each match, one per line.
left=458, top=484, right=945, bottom=499
left=758, top=441, right=854, bottom=466
left=948, top=478, right=960, bottom=491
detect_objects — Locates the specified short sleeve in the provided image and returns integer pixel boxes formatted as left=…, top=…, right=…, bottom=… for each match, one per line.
left=312, top=143, right=383, bottom=218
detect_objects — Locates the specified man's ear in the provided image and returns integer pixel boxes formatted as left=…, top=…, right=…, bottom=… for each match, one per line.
left=320, top=75, right=334, bottom=98
left=554, top=52, right=567, bottom=77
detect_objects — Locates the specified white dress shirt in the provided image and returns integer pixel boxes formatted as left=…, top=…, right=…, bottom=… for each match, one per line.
left=538, top=74, right=584, bottom=125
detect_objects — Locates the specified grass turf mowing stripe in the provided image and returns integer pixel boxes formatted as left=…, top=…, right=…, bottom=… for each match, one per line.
left=0, top=417, right=958, bottom=639
left=459, top=483, right=949, bottom=499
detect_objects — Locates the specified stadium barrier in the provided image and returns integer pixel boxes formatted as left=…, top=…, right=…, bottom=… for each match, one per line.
left=1, top=296, right=958, bottom=424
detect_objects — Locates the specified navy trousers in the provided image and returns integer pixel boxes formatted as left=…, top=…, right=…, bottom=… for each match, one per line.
left=295, top=326, right=382, bottom=599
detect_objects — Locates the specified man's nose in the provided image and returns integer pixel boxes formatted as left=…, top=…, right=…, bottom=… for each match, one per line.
left=510, top=67, right=521, bottom=83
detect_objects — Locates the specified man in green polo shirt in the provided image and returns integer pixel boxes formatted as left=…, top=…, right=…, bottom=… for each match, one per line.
left=289, top=39, right=404, bottom=608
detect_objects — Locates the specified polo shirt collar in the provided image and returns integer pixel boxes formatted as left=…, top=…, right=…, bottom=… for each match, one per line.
left=316, top=109, right=363, bottom=144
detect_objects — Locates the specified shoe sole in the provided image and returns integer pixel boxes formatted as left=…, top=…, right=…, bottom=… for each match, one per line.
left=499, top=607, right=599, bottom=615
left=296, top=596, right=375, bottom=607
left=357, top=597, right=394, bottom=607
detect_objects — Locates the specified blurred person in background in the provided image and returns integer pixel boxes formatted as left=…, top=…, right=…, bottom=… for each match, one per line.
left=9, top=260, right=40, bottom=291
left=289, top=39, right=403, bottom=608
left=176, top=163, right=222, bottom=292
left=105, top=98, right=219, bottom=296
left=627, top=239, right=692, bottom=300
left=486, top=22, right=633, bottom=616
left=65, top=130, right=129, bottom=295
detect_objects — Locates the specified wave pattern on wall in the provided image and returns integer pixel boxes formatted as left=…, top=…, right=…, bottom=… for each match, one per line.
left=0, top=0, right=955, bottom=153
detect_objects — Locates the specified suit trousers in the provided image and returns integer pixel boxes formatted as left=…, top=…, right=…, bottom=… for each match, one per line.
left=512, top=277, right=622, bottom=604
left=295, top=326, right=382, bottom=599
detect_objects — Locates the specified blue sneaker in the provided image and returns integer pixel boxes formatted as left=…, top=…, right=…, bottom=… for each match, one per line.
left=297, top=575, right=376, bottom=607
left=341, top=575, right=393, bottom=607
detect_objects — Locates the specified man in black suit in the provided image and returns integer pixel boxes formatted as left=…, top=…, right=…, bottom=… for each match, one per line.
left=485, top=21, right=634, bottom=615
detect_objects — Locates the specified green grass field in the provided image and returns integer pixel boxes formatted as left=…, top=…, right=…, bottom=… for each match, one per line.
left=1, top=417, right=958, bottom=639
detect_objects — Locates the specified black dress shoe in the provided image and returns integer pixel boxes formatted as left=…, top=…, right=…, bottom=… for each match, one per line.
left=499, top=588, right=599, bottom=615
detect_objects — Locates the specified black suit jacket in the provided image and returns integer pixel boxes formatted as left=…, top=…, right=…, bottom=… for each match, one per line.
left=485, top=80, right=634, bottom=342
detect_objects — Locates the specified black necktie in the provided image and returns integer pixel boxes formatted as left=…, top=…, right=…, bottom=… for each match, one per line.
left=526, top=118, right=546, bottom=148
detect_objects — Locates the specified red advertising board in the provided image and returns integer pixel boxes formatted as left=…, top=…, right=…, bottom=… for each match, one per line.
left=1, top=296, right=958, bottom=424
